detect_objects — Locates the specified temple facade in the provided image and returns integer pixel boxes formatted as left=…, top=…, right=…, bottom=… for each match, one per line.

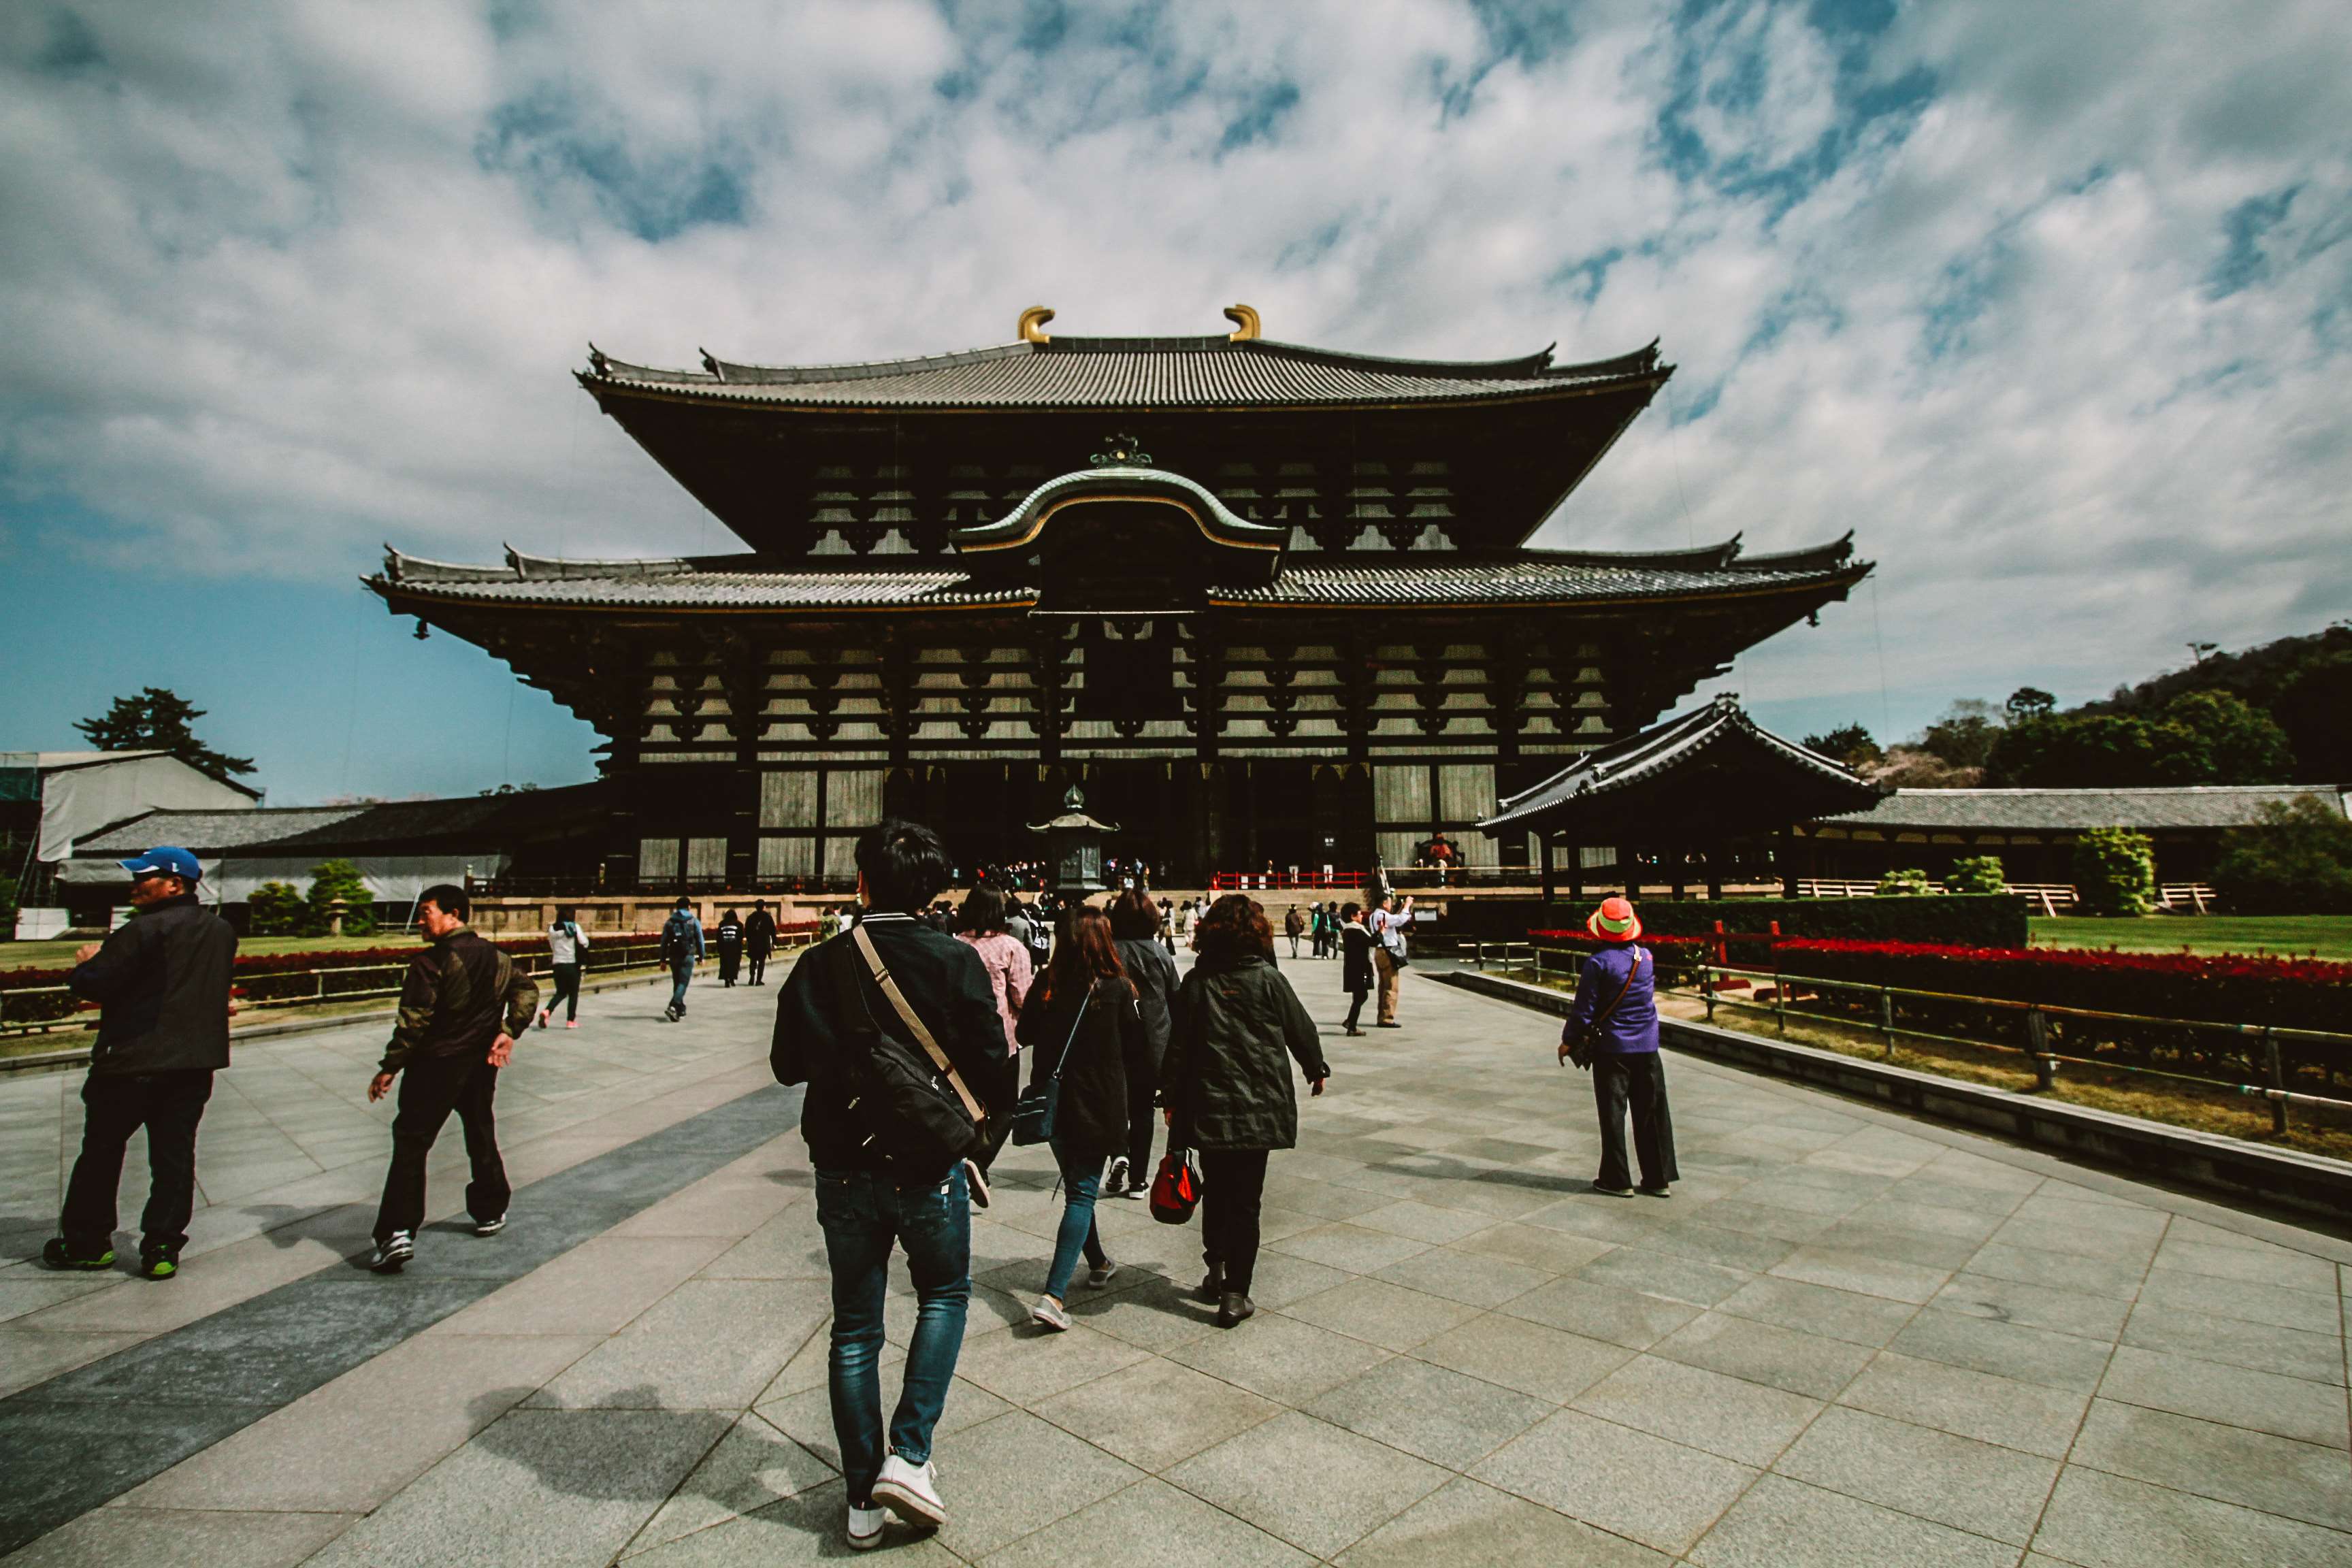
left=370, top=306, right=1869, bottom=889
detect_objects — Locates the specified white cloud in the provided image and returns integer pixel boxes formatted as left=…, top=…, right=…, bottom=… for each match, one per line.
left=0, top=0, right=2345, bottom=738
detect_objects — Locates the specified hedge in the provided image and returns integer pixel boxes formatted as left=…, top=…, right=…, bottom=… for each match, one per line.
left=1450, top=894, right=2027, bottom=948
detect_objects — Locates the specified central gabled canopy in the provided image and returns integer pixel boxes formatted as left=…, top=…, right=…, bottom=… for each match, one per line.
left=953, top=465, right=1287, bottom=610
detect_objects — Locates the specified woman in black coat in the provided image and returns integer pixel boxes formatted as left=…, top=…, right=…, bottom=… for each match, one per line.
left=1164, top=894, right=1329, bottom=1327
left=1108, top=889, right=1179, bottom=1199
left=1015, top=906, right=1145, bottom=1332
left=1338, top=902, right=1374, bottom=1036
left=714, top=909, right=744, bottom=987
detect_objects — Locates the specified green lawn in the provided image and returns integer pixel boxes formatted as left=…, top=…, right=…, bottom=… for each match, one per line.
left=2030, top=914, right=2352, bottom=962
left=2, top=931, right=428, bottom=973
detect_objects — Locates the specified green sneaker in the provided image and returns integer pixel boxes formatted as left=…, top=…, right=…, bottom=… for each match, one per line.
left=138, top=1245, right=180, bottom=1281
left=41, top=1238, right=116, bottom=1271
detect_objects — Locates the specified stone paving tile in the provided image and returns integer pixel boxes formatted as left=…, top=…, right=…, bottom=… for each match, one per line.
left=1499, top=1273, right=1703, bottom=1348
left=1280, top=1276, right=1482, bottom=1351
left=926, top=1407, right=1149, bottom=1561
left=753, top=1374, right=1007, bottom=1473
left=1776, top=1405, right=2059, bottom=1545
left=1411, top=1310, right=1635, bottom=1403
left=1931, top=1271, right=2133, bottom=1343
left=1632, top=1217, right=1800, bottom=1274
left=979, top=1476, right=1312, bottom=1567
left=1368, top=1242, right=1552, bottom=1307
left=2136, top=1262, right=2342, bottom=1335
left=436, top=1234, right=734, bottom=1337
left=1963, top=1241, right=2149, bottom=1303
left=1303, top=1354, right=1552, bottom=1467
left=1262, top=1220, right=1435, bottom=1274
left=1690, top=1473, right=2020, bottom=1568
left=1571, top=1352, right=1824, bottom=1465
left=1346, top=1198, right=1494, bottom=1245
left=0, top=1328, right=144, bottom=1400
left=1575, top=1244, right=1752, bottom=1307
left=2120, top=1299, right=2347, bottom=1385
left=2097, top=1344, right=2351, bottom=1448
left=951, top=1319, right=1152, bottom=1407
left=1334, top=1475, right=1669, bottom=1567
left=623, top=1411, right=838, bottom=1556
left=2068, top=1396, right=2352, bottom=1532
left=2152, top=1235, right=2340, bottom=1294
left=1650, top=1310, right=1876, bottom=1398
left=1030, top=1355, right=1281, bottom=1471
left=1471, top=1407, right=1756, bottom=1555
left=621, top=1477, right=963, bottom=1565
left=1166, top=1409, right=1450, bottom=1558
left=1887, top=1307, right=2117, bottom=1394
left=2030, top=1465, right=2352, bottom=1568
left=1446, top=1218, right=1617, bottom=1275
left=1716, top=1273, right=1920, bottom=1347
left=526, top=1277, right=834, bottom=1409
left=1769, top=1243, right=1953, bottom=1305
left=1840, top=1352, right=2091, bottom=1459
left=1, top=1506, right=359, bottom=1568
left=1164, top=1305, right=1392, bottom=1404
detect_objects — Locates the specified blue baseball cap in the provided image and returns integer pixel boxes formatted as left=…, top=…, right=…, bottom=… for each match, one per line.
left=118, top=846, right=202, bottom=884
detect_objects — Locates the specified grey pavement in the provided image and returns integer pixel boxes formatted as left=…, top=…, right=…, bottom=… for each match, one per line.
left=3, top=953, right=2349, bottom=1565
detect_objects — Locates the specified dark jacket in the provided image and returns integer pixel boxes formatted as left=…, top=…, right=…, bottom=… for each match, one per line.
left=1340, top=924, right=1374, bottom=993
left=1165, top=953, right=1328, bottom=1151
left=1113, top=936, right=1177, bottom=1073
left=69, top=895, right=238, bottom=1076
left=744, top=910, right=777, bottom=955
left=770, top=911, right=1012, bottom=1175
left=1569, top=944, right=1659, bottom=1055
left=1017, top=973, right=1141, bottom=1161
left=380, top=927, right=539, bottom=1073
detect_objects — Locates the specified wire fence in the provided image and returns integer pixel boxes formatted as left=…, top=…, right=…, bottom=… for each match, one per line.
left=1459, top=938, right=2352, bottom=1134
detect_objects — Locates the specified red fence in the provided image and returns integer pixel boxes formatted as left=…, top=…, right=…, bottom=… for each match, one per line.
left=1209, top=871, right=1369, bottom=892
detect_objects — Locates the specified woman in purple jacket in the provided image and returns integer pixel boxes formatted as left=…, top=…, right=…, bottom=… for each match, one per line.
left=1560, top=897, right=1677, bottom=1198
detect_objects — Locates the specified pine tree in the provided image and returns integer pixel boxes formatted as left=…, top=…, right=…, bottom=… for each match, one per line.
left=74, top=688, right=255, bottom=783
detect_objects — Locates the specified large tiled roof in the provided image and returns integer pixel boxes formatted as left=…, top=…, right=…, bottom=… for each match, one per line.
left=372, top=536, right=1865, bottom=613
left=1818, top=785, right=2351, bottom=834
left=1484, top=696, right=1880, bottom=830
left=76, top=807, right=369, bottom=854
left=581, top=336, right=1665, bottom=411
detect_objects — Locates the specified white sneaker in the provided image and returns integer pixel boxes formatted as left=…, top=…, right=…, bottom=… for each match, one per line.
left=871, top=1452, right=946, bottom=1528
left=847, top=1501, right=886, bottom=1550
left=1104, top=1156, right=1130, bottom=1196
left=1031, top=1294, right=1071, bottom=1331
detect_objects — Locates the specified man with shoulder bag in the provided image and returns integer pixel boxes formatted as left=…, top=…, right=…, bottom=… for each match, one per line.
left=772, top=819, right=1011, bottom=1552
left=1560, top=897, right=1677, bottom=1198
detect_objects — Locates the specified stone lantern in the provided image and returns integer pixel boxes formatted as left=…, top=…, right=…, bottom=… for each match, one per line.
left=1028, top=785, right=1121, bottom=894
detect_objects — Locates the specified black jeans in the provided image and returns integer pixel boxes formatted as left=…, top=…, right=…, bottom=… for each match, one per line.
left=61, top=1068, right=214, bottom=1254
left=1343, top=986, right=1370, bottom=1031
left=747, top=947, right=769, bottom=985
left=548, top=962, right=583, bottom=1022
left=374, top=1049, right=510, bottom=1243
left=1592, top=1052, right=1679, bottom=1191
left=1200, top=1147, right=1271, bottom=1295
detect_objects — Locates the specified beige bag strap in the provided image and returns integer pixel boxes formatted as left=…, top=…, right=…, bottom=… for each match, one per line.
left=851, top=925, right=985, bottom=1125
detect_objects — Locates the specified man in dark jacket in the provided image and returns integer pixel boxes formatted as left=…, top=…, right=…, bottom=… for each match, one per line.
left=744, top=900, right=777, bottom=985
left=1338, top=902, right=1374, bottom=1036
left=44, top=847, right=236, bottom=1279
left=770, top=819, right=1010, bottom=1550
left=365, top=884, right=538, bottom=1273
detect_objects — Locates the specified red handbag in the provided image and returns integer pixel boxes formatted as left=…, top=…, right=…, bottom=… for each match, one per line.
left=1149, top=1147, right=1205, bottom=1225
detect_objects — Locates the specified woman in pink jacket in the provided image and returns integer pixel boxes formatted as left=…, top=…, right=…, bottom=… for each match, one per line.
left=956, top=883, right=1032, bottom=1190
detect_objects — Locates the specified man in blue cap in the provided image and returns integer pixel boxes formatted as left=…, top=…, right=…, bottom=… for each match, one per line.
left=44, top=847, right=237, bottom=1279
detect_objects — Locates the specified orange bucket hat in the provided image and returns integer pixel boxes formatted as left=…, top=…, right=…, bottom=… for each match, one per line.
left=1586, top=896, right=1642, bottom=943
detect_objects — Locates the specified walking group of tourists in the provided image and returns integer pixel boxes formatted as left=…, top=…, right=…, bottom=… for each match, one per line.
left=41, top=829, right=1674, bottom=1558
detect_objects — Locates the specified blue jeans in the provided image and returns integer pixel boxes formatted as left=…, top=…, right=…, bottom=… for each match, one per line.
left=668, top=958, right=693, bottom=1014
left=1043, top=1141, right=1108, bottom=1301
left=814, top=1164, right=972, bottom=1506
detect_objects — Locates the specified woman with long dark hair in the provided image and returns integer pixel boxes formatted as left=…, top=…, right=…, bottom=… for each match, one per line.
left=1164, top=894, right=1329, bottom=1327
left=956, top=883, right=1031, bottom=1195
left=1106, top=888, right=1178, bottom=1198
left=1015, top=906, right=1144, bottom=1331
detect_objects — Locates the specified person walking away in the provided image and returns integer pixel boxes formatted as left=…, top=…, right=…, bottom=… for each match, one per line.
left=716, top=908, right=745, bottom=987
left=1163, top=895, right=1328, bottom=1328
left=954, top=883, right=1032, bottom=1191
left=1283, top=903, right=1305, bottom=959
left=44, top=847, right=235, bottom=1280
left=365, top=884, right=538, bottom=1273
left=1016, top=906, right=1143, bottom=1330
left=1563, top=897, right=1677, bottom=1198
left=539, top=907, right=588, bottom=1029
left=1368, top=894, right=1405, bottom=1028
left=745, top=900, right=777, bottom=985
left=1108, top=889, right=1177, bottom=1198
left=1338, top=902, right=1374, bottom=1036
left=818, top=904, right=843, bottom=943
left=660, top=897, right=703, bottom=1021
left=771, top=820, right=1011, bottom=1547
left=1160, top=897, right=1177, bottom=955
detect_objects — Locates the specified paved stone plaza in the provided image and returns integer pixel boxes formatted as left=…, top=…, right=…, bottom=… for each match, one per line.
left=1, top=957, right=2348, bottom=1566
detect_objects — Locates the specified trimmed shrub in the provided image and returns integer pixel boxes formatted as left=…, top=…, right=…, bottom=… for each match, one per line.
left=1453, top=894, right=2027, bottom=949
left=1876, top=868, right=1933, bottom=896
left=1945, top=855, right=2006, bottom=896
left=2214, top=797, right=2352, bottom=914
left=304, top=860, right=377, bottom=936
left=246, top=882, right=307, bottom=936
left=2073, top=828, right=2155, bottom=917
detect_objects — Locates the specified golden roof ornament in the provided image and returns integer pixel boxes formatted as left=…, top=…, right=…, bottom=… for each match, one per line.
left=1224, top=304, right=1261, bottom=342
left=1018, top=306, right=1055, bottom=344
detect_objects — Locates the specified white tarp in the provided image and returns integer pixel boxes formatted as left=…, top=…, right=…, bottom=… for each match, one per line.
left=61, top=852, right=506, bottom=914
left=29, top=753, right=257, bottom=862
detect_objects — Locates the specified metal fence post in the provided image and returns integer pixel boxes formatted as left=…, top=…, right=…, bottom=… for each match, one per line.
left=1773, top=952, right=1787, bottom=1036
left=1703, top=962, right=1716, bottom=1024
left=2263, top=1026, right=2289, bottom=1134
left=2027, top=1008, right=2056, bottom=1091
left=1878, top=987, right=1895, bottom=1059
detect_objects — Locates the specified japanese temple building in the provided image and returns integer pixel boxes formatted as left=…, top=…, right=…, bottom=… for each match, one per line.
left=370, top=306, right=1870, bottom=890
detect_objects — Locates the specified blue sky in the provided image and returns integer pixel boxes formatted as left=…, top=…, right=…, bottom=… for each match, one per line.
left=1, top=0, right=2346, bottom=802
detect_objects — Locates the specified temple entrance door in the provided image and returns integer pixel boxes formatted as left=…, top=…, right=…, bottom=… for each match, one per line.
left=1247, top=760, right=1319, bottom=875
left=929, top=762, right=1025, bottom=879
left=1073, top=761, right=1173, bottom=885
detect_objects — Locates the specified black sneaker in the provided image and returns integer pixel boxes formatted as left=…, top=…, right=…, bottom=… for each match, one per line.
left=472, top=1215, right=507, bottom=1237
left=369, top=1230, right=414, bottom=1272
left=1214, top=1291, right=1257, bottom=1328
left=40, top=1238, right=114, bottom=1272
left=137, top=1243, right=180, bottom=1281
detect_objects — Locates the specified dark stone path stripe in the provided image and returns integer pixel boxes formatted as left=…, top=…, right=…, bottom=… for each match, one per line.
left=0, top=1081, right=799, bottom=1557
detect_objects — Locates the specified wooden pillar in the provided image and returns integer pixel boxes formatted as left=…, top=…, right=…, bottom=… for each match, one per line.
left=1781, top=827, right=1800, bottom=899
left=1567, top=840, right=1583, bottom=902
left=1539, top=830, right=1557, bottom=904
left=1707, top=845, right=1724, bottom=902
